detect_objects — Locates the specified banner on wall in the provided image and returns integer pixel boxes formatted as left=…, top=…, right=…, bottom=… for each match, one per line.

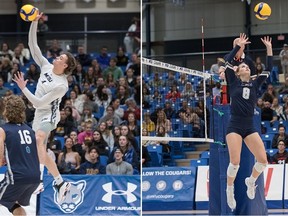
left=195, top=164, right=284, bottom=210
left=142, top=167, right=196, bottom=211
left=40, top=175, right=141, bottom=215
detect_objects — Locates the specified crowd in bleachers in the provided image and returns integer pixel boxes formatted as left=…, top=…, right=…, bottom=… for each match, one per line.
left=0, top=40, right=141, bottom=175
left=142, top=53, right=288, bottom=167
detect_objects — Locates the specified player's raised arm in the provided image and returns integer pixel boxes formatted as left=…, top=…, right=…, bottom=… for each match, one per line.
left=28, top=11, right=50, bottom=68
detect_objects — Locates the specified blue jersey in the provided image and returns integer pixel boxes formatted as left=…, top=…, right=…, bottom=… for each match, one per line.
left=1, top=123, right=40, bottom=184
left=225, top=45, right=271, bottom=118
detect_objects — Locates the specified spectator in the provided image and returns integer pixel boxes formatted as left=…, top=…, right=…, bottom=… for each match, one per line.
left=75, top=45, right=91, bottom=67
left=105, top=98, right=124, bottom=119
left=178, top=73, right=188, bottom=86
left=98, top=121, right=115, bottom=151
left=116, top=46, right=129, bottom=67
left=256, top=98, right=264, bottom=109
left=80, top=140, right=93, bottom=163
left=92, top=129, right=110, bottom=156
left=123, top=98, right=141, bottom=121
left=165, top=71, right=178, bottom=88
left=106, top=148, right=133, bottom=175
left=165, top=84, right=181, bottom=102
left=163, top=100, right=176, bottom=120
left=181, top=82, right=195, bottom=100
left=119, top=125, right=139, bottom=154
left=72, top=63, right=86, bottom=85
left=57, top=137, right=80, bottom=174
left=38, top=17, right=49, bottom=33
left=271, top=124, right=288, bottom=148
left=150, top=126, right=170, bottom=154
left=46, top=39, right=62, bottom=59
left=271, top=140, right=288, bottom=164
left=17, top=42, right=30, bottom=62
left=271, top=97, right=283, bottom=120
left=123, top=17, right=140, bottom=54
left=210, top=57, right=225, bottom=74
left=125, top=68, right=136, bottom=88
left=0, top=42, right=13, bottom=61
left=94, top=85, right=112, bottom=109
left=125, top=112, right=140, bottom=137
left=79, top=146, right=106, bottom=174
left=12, top=46, right=27, bottom=66
left=142, top=112, right=155, bottom=133
left=80, top=106, right=98, bottom=127
left=7, top=62, right=20, bottom=83
left=96, top=46, right=111, bottom=70
left=142, top=143, right=151, bottom=168
left=156, top=109, right=172, bottom=132
left=83, top=91, right=98, bottom=113
left=0, top=57, right=12, bottom=83
left=279, top=44, right=288, bottom=78
left=53, top=110, right=76, bottom=137
left=25, top=63, right=40, bottom=83
left=112, top=126, right=121, bottom=150
left=115, top=85, right=131, bottom=105
left=108, top=135, right=139, bottom=174
left=77, top=120, right=94, bottom=145
left=261, top=101, right=278, bottom=124
left=99, top=105, right=122, bottom=126
left=148, top=72, right=164, bottom=88
left=262, top=84, right=277, bottom=104
left=69, top=90, right=84, bottom=115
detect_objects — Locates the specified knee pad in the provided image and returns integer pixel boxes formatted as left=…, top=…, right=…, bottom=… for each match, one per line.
left=227, top=163, right=240, bottom=177
left=254, top=162, right=267, bottom=173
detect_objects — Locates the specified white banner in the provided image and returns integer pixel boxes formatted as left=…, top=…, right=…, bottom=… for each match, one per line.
left=195, top=164, right=284, bottom=202
left=195, top=166, right=209, bottom=202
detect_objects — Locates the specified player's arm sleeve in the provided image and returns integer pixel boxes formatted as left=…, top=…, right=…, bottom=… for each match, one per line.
left=224, top=45, right=241, bottom=63
left=0, top=128, right=5, bottom=167
left=22, top=85, right=67, bottom=108
left=224, top=63, right=237, bottom=85
left=28, top=21, right=50, bottom=68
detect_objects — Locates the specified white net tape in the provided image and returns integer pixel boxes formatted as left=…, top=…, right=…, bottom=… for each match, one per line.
left=142, top=57, right=214, bottom=144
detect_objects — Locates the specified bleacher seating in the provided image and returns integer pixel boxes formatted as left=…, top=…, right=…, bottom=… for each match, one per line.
left=190, top=158, right=209, bottom=167
left=147, top=145, right=163, bottom=167
left=261, top=133, right=273, bottom=149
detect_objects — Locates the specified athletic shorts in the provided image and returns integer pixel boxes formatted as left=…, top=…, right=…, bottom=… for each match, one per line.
left=226, top=115, right=257, bottom=139
left=0, top=182, right=38, bottom=213
left=32, top=121, right=56, bottom=145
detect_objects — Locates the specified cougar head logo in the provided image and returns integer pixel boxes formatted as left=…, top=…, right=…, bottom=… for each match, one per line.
left=53, top=180, right=86, bottom=213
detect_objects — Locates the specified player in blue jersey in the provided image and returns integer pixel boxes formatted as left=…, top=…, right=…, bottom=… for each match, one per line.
left=13, top=10, right=77, bottom=203
left=0, top=95, right=40, bottom=215
left=224, top=34, right=272, bottom=210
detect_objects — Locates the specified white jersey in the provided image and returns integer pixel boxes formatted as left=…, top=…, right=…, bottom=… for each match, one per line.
left=22, top=21, right=68, bottom=131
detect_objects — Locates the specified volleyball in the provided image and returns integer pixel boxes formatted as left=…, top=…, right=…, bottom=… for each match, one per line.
left=254, top=2, right=271, bottom=20
left=19, top=4, right=38, bottom=22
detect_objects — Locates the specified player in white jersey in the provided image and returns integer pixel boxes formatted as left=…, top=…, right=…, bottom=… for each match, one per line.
left=13, top=10, right=77, bottom=204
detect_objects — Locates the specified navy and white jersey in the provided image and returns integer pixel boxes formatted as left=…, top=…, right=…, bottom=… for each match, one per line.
left=22, top=21, right=68, bottom=131
left=1, top=123, right=40, bottom=184
left=225, top=45, right=272, bottom=118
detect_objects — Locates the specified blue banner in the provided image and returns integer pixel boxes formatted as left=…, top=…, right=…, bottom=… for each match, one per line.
left=142, top=167, right=196, bottom=210
left=39, top=175, right=140, bottom=215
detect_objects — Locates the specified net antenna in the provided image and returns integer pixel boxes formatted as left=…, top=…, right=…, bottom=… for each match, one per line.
left=201, top=18, right=208, bottom=139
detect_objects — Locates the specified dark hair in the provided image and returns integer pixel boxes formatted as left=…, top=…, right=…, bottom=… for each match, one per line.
left=278, top=124, right=286, bottom=130
left=63, top=52, right=77, bottom=76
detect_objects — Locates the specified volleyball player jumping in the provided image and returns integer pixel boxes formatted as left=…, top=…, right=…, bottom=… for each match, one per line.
left=13, top=10, right=77, bottom=203
left=224, top=33, right=272, bottom=210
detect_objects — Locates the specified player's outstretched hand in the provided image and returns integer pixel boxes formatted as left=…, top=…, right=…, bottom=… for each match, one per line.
left=236, top=33, right=251, bottom=48
left=13, top=71, right=28, bottom=90
left=33, top=10, right=44, bottom=22
left=261, top=36, right=273, bottom=56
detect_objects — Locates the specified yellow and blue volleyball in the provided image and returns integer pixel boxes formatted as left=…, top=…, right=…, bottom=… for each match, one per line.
left=254, top=2, right=271, bottom=20
left=20, top=4, right=38, bottom=22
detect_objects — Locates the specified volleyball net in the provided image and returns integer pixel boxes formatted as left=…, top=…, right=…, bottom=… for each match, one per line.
left=142, top=57, right=214, bottom=155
